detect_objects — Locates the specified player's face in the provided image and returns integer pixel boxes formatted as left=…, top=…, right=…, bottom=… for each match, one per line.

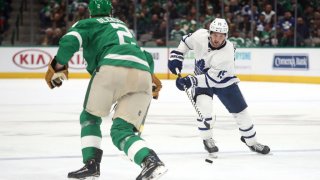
left=210, top=32, right=226, bottom=48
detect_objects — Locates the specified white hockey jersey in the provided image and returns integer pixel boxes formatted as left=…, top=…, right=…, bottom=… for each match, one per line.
left=176, top=29, right=240, bottom=88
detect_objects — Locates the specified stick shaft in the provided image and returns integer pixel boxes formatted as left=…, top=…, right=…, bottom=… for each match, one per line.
left=138, top=102, right=151, bottom=136
left=176, top=69, right=209, bottom=128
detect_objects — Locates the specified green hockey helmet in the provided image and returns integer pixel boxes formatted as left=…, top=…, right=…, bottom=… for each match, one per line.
left=89, top=0, right=112, bottom=16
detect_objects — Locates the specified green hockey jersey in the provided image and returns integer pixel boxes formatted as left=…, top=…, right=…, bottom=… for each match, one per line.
left=55, top=16, right=154, bottom=75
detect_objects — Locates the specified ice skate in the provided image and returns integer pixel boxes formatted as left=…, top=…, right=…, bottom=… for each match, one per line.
left=136, top=150, right=168, bottom=180
left=68, top=159, right=100, bottom=179
left=203, top=138, right=219, bottom=153
left=68, top=149, right=103, bottom=179
left=241, top=136, right=270, bottom=154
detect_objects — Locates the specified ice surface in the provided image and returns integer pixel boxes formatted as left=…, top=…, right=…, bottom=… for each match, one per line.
left=1, top=79, right=320, bottom=180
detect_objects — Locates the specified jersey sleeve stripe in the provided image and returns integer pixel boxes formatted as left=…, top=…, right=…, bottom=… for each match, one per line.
left=205, top=73, right=238, bottom=84
left=104, top=54, right=149, bottom=67
left=205, top=75, right=210, bottom=87
left=65, top=31, right=82, bottom=50
left=182, top=33, right=193, bottom=50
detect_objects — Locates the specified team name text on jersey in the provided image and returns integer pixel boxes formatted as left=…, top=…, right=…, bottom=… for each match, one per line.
left=96, top=17, right=124, bottom=24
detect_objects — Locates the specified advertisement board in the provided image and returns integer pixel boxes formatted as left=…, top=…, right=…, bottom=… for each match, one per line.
left=0, top=47, right=319, bottom=83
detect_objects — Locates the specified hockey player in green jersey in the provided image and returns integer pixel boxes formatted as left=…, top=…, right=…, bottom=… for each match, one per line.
left=44, top=0, right=167, bottom=179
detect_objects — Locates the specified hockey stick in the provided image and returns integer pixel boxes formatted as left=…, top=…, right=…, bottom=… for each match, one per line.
left=138, top=82, right=160, bottom=136
left=138, top=102, right=150, bottom=136
left=176, top=68, right=218, bottom=159
left=175, top=68, right=210, bottom=129
left=110, top=101, right=149, bottom=137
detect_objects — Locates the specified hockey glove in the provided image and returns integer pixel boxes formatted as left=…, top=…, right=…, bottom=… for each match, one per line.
left=45, top=57, right=68, bottom=89
left=176, top=75, right=197, bottom=91
left=168, top=50, right=184, bottom=75
left=152, top=74, right=162, bottom=99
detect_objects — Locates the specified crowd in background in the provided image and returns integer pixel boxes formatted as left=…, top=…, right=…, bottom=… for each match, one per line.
left=39, top=0, right=89, bottom=45
left=0, top=0, right=12, bottom=45
left=38, top=0, right=320, bottom=47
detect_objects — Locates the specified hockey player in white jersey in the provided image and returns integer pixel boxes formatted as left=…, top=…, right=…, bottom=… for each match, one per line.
left=168, top=18, right=270, bottom=155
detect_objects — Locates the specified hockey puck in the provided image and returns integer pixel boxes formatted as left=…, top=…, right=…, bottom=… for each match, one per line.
left=205, top=158, right=213, bottom=163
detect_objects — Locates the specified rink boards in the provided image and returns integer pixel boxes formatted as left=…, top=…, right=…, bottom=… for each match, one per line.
left=0, top=47, right=319, bottom=83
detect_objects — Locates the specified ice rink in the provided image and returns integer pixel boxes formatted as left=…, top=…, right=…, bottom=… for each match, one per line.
left=1, top=79, right=320, bottom=180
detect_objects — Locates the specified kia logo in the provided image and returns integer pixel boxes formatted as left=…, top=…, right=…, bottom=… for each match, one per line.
left=12, top=49, right=52, bottom=69
left=68, top=51, right=87, bottom=69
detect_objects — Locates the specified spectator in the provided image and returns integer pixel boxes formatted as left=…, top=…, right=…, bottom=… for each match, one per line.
left=256, top=14, right=266, bottom=32
left=187, top=5, right=197, bottom=22
left=36, top=0, right=319, bottom=48
left=148, top=14, right=161, bottom=36
left=296, top=17, right=310, bottom=46
left=164, top=1, right=179, bottom=20
left=170, top=21, right=186, bottom=41
left=239, top=14, right=251, bottom=34
left=229, top=30, right=245, bottom=48
left=261, top=4, right=276, bottom=24
left=204, top=4, right=215, bottom=23
left=39, top=1, right=53, bottom=29
left=175, top=1, right=188, bottom=18
left=41, top=27, right=54, bottom=46
left=277, top=11, right=295, bottom=32
left=303, top=5, right=315, bottom=27
left=279, top=28, right=294, bottom=47
left=150, top=2, right=165, bottom=20
left=250, top=5, right=260, bottom=22
left=153, top=20, right=167, bottom=46
left=244, top=34, right=260, bottom=47
left=228, top=0, right=241, bottom=15
left=259, top=23, right=275, bottom=47
left=136, top=6, right=150, bottom=35
left=52, top=28, right=62, bottom=45
left=241, top=4, right=251, bottom=16
left=225, top=12, right=234, bottom=25
left=71, top=3, right=89, bottom=23
left=51, top=12, right=65, bottom=29
left=276, top=0, right=292, bottom=15
left=290, top=0, right=304, bottom=17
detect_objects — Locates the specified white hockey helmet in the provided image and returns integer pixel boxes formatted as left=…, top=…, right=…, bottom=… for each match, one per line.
left=209, top=18, right=229, bottom=34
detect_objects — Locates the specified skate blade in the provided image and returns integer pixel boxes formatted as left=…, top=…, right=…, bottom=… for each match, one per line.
left=146, top=165, right=168, bottom=180
left=68, top=176, right=99, bottom=180
left=208, top=153, right=218, bottom=159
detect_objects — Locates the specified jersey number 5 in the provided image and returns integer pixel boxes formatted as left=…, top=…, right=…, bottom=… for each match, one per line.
left=110, top=23, right=136, bottom=45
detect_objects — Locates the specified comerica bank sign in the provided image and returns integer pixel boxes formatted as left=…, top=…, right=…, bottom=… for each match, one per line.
left=273, top=54, right=309, bottom=70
